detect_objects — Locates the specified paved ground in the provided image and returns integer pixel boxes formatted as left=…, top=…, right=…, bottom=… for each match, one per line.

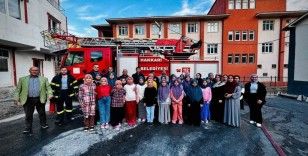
left=0, top=96, right=307, bottom=156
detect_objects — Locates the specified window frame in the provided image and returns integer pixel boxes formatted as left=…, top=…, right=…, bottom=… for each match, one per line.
left=0, top=0, right=5, bottom=14
left=241, top=54, right=248, bottom=63
left=249, top=0, right=255, bottom=9
left=207, top=22, right=218, bottom=33
left=262, top=42, right=273, bottom=53
left=118, top=25, right=128, bottom=36
left=135, top=24, right=145, bottom=35
left=8, top=0, right=21, bottom=19
left=235, top=0, right=241, bottom=9
left=64, top=51, right=84, bottom=66
left=169, top=23, right=181, bottom=34
left=249, top=31, right=255, bottom=41
left=242, top=0, right=248, bottom=9
left=228, top=0, right=234, bottom=9
left=187, top=22, right=198, bottom=33
left=228, top=54, right=233, bottom=64
left=242, top=31, right=247, bottom=41
left=263, top=20, right=274, bottom=31
left=228, top=31, right=233, bottom=41
left=235, top=31, right=240, bottom=41
left=207, top=44, right=218, bottom=54
left=152, top=24, right=160, bottom=35
left=234, top=54, right=240, bottom=64
left=248, top=54, right=255, bottom=63
left=0, top=49, right=9, bottom=72
left=90, top=51, right=103, bottom=62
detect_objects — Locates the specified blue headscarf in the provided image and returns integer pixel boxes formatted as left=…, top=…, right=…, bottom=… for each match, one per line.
left=187, top=79, right=203, bottom=102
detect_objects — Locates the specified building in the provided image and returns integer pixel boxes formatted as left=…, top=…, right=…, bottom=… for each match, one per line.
left=0, top=0, right=67, bottom=87
left=93, top=0, right=306, bottom=82
left=284, top=13, right=308, bottom=96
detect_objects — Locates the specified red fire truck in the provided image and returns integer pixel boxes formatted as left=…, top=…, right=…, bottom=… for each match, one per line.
left=41, top=29, right=219, bottom=80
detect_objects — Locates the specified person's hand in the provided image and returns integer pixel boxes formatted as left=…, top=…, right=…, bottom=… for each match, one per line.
left=218, top=100, right=222, bottom=103
left=48, top=95, right=53, bottom=100
left=200, top=104, right=203, bottom=107
left=188, top=104, right=191, bottom=107
left=257, top=100, right=263, bottom=104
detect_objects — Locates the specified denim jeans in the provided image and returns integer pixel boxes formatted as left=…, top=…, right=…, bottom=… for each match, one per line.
left=146, top=106, right=155, bottom=123
left=98, top=96, right=111, bottom=124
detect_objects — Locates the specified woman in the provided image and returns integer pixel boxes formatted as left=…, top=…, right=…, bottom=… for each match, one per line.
left=78, top=74, right=96, bottom=131
left=169, top=74, right=177, bottom=87
left=195, top=73, right=203, bottom=87
left=223, top=75, right=241, bottom=127
left=136, top=77, right=147, bottom=122
left=211, top=74, right=226, bottom=123
left=123, top=77, right=137, bottom=127
left=158, top=80, right=171, bottom=124
left=96, top=77, right=112, bottom=129
left=108, top=72, right=116, bottom=87
left=110, top=80, right=126, bottom=130
left=170, top=79, right=185, bottom=124
left=186, top=79, right=203, bottom=126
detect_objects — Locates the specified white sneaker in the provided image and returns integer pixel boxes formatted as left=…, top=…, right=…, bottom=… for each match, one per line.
left=101, top=125, right=105, bottom=129
left=105, top=124, right=109, bottom=129
left=115, top=126, right=120, bottom=130
left=205, top=120, right=209, bottom=124
left=249, top=121, right=256, bottom=124
left=201, top=121, right=205, bottom=124
left=256, top=123, right=262, bottom=127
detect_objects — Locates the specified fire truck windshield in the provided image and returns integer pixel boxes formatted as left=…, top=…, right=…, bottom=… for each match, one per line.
left=64, top=51, right=84, bottom=66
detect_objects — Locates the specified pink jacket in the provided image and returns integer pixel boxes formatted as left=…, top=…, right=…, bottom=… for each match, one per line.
left=202, top=87, right=212, bottom=103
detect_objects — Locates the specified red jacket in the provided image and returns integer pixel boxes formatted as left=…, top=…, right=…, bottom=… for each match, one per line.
left=96, top=85, right=112, bottom=99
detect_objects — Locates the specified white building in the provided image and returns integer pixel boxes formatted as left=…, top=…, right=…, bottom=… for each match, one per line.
left=0, top=0, right=67, bottom=87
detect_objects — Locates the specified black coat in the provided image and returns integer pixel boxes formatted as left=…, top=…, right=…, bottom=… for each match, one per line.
left=50, top=74, right=78, bottom=99
left=244, top=82, right=267, bottom=105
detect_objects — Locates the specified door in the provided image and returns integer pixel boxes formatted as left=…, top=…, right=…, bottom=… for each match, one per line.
left=33, top=58, right=44, bottom=76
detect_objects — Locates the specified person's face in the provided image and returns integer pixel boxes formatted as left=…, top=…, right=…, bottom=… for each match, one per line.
left=223, top=75, right=228, bottom=81
left=206, top=79, right=211, bottom=83
left=215, top=76, right=221, bottom=82
left=185, top=76, right=190, bottom=81
left=115, top=82, right=122, bottom=89
left=148, top=73, right=154, bottom=78
left=148, top=80, right=153, bottom=87
left=203, top=81, right=207, bottom=86
left=100, top=78, right=107, bottom=85
left=108, top=67, right=113, bottom=72
left=29, top=67, right=39, bottom=76
left=210, top=73, right=214, bottom=79
left=251, top=76, right=258, bottom=82
left=137, top=68, right=141, bottom=73
left=127, top=78, right=133, bottom=84
left=162, top=77, right=167, bottom=81
left=192, top=82, right=197, bottom=87
left=228, top=76, right=234, bottom=82
left=93, top=65, right=99, bottom=71
left=123, top=70, right=128, bottom=75
left=109, top=74, right=115, bottom=79
left=85, top=76, right=93, bottom=83
left=174, top=81, right=179, bottom=86
left=121, top=79, right=126, bottom=84
left=162, top=81, right=167, bottom=87
left=139, top=78, right=144, bottom=84
left=196, top=74, right=200, bottom=79
left=95, top=75, right=101, bottom=80
left=172, top=76, right=176, bottom=81
left=234, top=77, right=240, bottom=83
left=60, top=68, right=67, bottom=75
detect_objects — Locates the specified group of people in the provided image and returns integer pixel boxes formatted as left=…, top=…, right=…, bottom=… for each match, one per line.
left=14, top=65, right=267, bottom=135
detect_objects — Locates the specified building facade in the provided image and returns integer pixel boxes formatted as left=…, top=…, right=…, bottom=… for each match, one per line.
left=0, top=0, right=67, bottom=87
left=93, top=0, right=305, bottom=82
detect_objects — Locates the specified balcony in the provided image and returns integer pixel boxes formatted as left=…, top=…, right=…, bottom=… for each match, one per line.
left=46, top=0, right=65, bottom=14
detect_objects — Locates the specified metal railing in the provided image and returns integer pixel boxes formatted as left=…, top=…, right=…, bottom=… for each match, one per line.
left=241, top=76, right=288, bottom=87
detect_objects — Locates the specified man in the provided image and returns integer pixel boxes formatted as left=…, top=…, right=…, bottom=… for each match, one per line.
left=89, top=64, right=102, bottom=85
left=207, top=72, right=215, bottom=88
left=50, top=67, right=78, bottom=126
left=150, top=70, right=160, bottom=86
left=118, top=69, right=129, bottom=80
left=107, top=67, right=116, bottom=76
left=244, top=74, right=267, bottom=128
left=132, top=67, right=145, bottom=84
left=14, top=67, right=53, bottom=135
left=159, top=69, right=169, bottom=83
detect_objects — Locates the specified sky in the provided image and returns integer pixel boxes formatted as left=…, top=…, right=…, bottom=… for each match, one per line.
left=60, top=0, right=308, bottom=37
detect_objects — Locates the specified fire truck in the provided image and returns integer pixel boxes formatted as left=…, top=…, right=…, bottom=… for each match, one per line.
left=41, top=29, right=219, bottom=80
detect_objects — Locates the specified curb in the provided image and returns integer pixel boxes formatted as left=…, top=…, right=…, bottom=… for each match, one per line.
left=278, top=93, right=298, bottom=99
left=261, top=125, right=286, bottom=156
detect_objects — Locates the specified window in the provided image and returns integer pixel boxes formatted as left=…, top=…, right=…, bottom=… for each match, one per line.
left=242, top=0, right=248, bottom=9
left=119, top=25, right=128, bottom=36
left=257, top=64, right=262, bottom=69
left=272, top=64, right=277, bottom=69
left=235, top=0, right=241, bottom=9
left=8, top=0, right=21, bottom=19
left=0, top=49, right=9, bottom=72
left=228, top=31, right=233, bottom=41
left=263, top=20, right=274, bottom=31
left=207, top=22, right=218, bottom=33
left=135, top=25, right=145, bottom=35
left=188, top=23, right=198, bottom=33
left=263, top=73, right=268, bottom=77
left=169, top=23, right=180, bottom=34
left=207, top=44, right=218, bottom=54
left=249, top=0, right=255, bottom=9
left=262, top=42, right=273, bottom=53
left=152, top=24, right=160, bottom=35
left=228, top=0, right=234, bottom=9
left=249, top=31, right=254, bottom=41
left=284, top=64, right=288, bottom=68
left=228, top=54, right=233, bottom=64
left=242, top=31, right=247, bottom=41
left=234, top=54, right=240, bottom=63
left=241, top=54, right=247, bottom=63
left=0, top=0, right=5, bottom=14
left=91, top=51, right=103, bottom=62
left=249, top=54, right=255, bottom=63
left=64, top=52, right=84, bottom=66
left=235, top=31, right=240, bottom=41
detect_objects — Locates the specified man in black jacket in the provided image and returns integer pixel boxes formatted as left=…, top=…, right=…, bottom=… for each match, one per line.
left=244, top=74, right=267, bottom=128
left=51, top=67, right=78, bottom=125
left=132, top=67, right=145, bottom=84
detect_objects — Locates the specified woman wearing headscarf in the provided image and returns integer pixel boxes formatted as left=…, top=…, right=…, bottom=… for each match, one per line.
left=169, top=74, right=177, bottom=88
left=211, top=74, right=226, bottom=123
left=223, top=75, right=241, bottom=127
left=182, top=74, right=191, bottom=123
left=195, top=73, right=203, bottom=87
left=170, top=79, right=185, bottom=124
left=186, top=79, right=203, bottom=126
left=136, top=77, right=147, bottom=122
left=158, top=80, right=171, bottom=124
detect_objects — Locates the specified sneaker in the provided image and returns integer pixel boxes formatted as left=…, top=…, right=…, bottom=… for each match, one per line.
left=83, top=127, right=89, bottom=131
left=205, top=120, right=209, bottom=124
left=105, top=124, right=109, bottom=129
left=115, top=125, right=120, bottom=130
left=256, top=123, right=262, bottom=127
left=249, top=121, right=256, bottom=124
left=41, top=124, right=49, bottom=129
left=101, top=125, right=105, bottom=129
left=179, top=121, right=183, bottom=125
left=138, top=118, right=141, bottom=122
left=201, top=121, right=205, bottom=124
left=23, top=129, right=31, bottom=134
left=89, top=127, right=95, bottom=131
left=142, top=119, right=146, bottom=122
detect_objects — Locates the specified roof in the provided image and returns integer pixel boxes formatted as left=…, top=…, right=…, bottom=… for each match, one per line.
left=91, top=24, right=111, bottom=29
left=105, top=14, right=230, bottom=24
left=283, top=12, right=308, bottom=30
left=255, top=11, right=307, bottom=18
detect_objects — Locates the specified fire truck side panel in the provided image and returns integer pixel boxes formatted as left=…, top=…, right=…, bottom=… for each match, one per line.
left=117, top=54, right=138, bottom=77
left=170, top=61, right=219, bottom=78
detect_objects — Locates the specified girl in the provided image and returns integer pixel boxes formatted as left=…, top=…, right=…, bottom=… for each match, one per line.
left=108, top=72, right=116, bottom=87
left=123, top=77, right=138, bottom=127
left=78, top=74, right=96, bottom=131
left=110, top=80, right=126, bottom=130
left=170, top=79, right=185, bottom=124
left=144, top=80, right=157, bottom=124
left=136, top=77, right=147, bottom=122
left=186, top=79, right=203, bottom=126
left=121, top=77, right=127, bottom=87
left=224, top=75, right=241, bottom=127
left=201, top=78, right=212, bottom=124
left=96, top=77, right=112, bottom=129
left=158, top=80, right=171, bottom=124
